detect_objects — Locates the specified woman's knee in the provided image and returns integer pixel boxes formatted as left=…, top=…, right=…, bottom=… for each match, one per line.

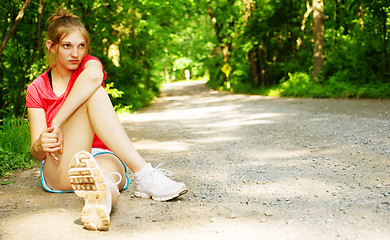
left=95, top=154, right=127, bottom=190
left=86, top=86, right=111, bottom=107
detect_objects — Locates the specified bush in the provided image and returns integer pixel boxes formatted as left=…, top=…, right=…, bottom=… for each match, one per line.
left=273, top=72, right=390, bottom=98
left=0, top=118, right=35, bottom=177
left=279, top=72, right=318, bottom=97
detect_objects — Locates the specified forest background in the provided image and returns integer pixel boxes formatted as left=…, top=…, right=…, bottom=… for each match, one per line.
left=0, top=0, right=389, bottom=177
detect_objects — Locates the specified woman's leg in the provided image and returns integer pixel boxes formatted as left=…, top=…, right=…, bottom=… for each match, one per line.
left=85, top=86, right=147, bottom=173
left=41, top=83, right=186, bottom=230
left=44, top=85, right=186, bottom=198
left=69, top=151, right=124, bottom=231
left=41, top=97, right=127, bottom=231
left=42, top=86, right=143, bottom=190
left=84, top=86, right=188, bottom=201
left=43, top=103, right=94, bottom=191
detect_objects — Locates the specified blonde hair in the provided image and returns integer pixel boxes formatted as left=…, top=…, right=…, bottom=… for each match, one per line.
left=47, top=8, right=90, bottom=65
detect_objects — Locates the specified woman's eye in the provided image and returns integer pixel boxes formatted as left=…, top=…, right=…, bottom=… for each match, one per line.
left=63, top=44, right=70, bottom=48
left=79, top=44, right=85, bottom=48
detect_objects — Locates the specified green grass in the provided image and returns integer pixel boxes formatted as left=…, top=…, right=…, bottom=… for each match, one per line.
left=275, top=73, right=390, bottom=98
left=218, top=72, right=390, bottom=99
left=0, top=118, right=35, bottom=177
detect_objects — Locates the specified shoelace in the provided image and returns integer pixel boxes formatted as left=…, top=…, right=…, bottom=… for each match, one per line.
left=153, top=163, right=172, bottom=177
left=104, top=172, right=122, bottom=194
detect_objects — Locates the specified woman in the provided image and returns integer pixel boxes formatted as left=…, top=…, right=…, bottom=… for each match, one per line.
left=26, top=8, right=187, bottom=231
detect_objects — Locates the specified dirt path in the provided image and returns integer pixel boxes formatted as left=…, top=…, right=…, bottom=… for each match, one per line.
left=1, top=80, right=389, bottom=239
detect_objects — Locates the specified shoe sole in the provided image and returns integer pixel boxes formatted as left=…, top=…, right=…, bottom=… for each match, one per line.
left=134, top=185, right=188, bottom=202
left=69, top=151, right=110, bottom=231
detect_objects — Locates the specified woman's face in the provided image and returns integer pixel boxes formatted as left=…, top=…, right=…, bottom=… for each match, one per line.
left=54, top=30, right=87, bottom=71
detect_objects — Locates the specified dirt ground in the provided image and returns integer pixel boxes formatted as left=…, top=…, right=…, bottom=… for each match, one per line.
left=1, top=80, right=389, bottom=240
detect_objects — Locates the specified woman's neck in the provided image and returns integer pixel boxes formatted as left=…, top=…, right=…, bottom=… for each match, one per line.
left=50, top=65, right=73, bottom=96
left=52, top=65, right=73, bottom=83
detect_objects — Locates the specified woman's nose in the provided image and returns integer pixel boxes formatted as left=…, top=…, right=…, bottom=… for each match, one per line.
left=71, top=47, right=79, bottom=57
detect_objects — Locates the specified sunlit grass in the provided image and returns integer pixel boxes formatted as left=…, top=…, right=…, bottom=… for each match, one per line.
left=0, top=118, right=35, bottom=177
left=215, top=72, right=390, bottom=99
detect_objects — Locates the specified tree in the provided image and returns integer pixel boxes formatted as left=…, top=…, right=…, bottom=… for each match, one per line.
left=0, top=0, right=33, bottom=118
left=312, top=0, right=326, bottom=80
left=0, top=0, right=30, bottom=58
left=13, top=0, right=45, bottom=116
left=0, top=0, right=389, bottom=120
left=364, top=0, right=389, bottom=81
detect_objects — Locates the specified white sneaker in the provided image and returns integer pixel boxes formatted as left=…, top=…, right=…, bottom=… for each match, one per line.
left=134, top=163, right=188, bottom=201
left=69, top=151, right=121, bottom=231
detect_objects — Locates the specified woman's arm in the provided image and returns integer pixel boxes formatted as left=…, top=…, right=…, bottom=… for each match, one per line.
left=51, top=59, right=104, bottom=128
left=28, top=108, right=63, bottom=162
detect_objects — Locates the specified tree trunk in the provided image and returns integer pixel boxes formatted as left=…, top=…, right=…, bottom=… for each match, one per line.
left=0, top=0, right=31, bottom=58
left=332, top=0, right=339, bottom=50
left=14, top=0, right=44, bottom=116
left=357, top=2, right=364, bottom=29
left=243, top=0, right=258, bottom=88
left=312, top=0, right=325, bottom=80
left=249, top=49, right=259, bottom=88
left=301, top=0, right=313, bottom=32
left=381, top=8, right=388, bottom=81
left=0, top=0, right=30, bottom=106
left=0, top=0, right=30, bottom=118
left=259, top=47, right=270, bottom=87
left=243, top=0, right=255, bottom=23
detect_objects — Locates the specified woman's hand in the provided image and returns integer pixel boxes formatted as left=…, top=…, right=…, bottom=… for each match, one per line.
left=36, top=126, right=63, bottom=163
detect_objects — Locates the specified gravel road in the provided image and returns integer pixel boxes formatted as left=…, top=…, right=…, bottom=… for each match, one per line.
left=1, top=80, right=389, bottom=240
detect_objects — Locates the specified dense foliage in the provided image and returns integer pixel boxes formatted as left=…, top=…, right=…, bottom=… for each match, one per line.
left=1, top=0, right=389, bottom=120
left=206, top=0, right=389, bottom=97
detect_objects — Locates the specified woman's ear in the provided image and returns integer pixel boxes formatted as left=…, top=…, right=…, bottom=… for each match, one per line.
left=46, top=40, right=55, bottom=53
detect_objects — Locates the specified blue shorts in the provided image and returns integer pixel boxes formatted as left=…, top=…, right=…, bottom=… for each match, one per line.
left=40, top=148, right=130, bottom=193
